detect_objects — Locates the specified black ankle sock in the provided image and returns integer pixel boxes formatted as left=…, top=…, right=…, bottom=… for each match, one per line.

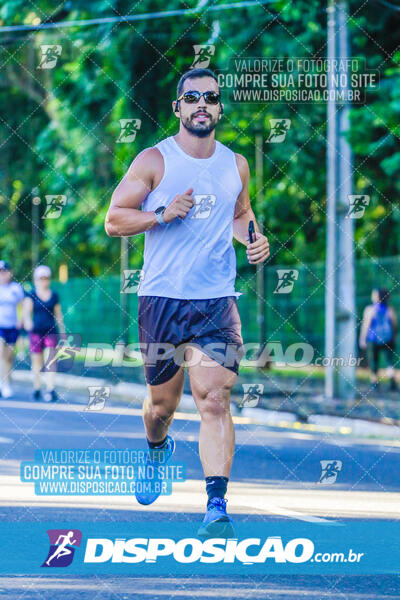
left=147, top=436, right=168, bottom=450
left=206, top=476, right=229, bottom=505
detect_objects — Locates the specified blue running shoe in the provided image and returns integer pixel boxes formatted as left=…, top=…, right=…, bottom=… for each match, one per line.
left=135, top=435, right=175, bottom=505
left=197, top=497, right=235, bottom=538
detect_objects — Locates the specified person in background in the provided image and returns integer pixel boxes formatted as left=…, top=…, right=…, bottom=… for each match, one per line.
left=0, top=261, right=24, bottom=398
left=23, top=265, right=65, bottom=402
left=359, top=288, right=398, bottom=392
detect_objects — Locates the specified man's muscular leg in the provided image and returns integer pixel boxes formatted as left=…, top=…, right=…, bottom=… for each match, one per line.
left=135, top=364, right=184, bottom=506
left=186, top=347, right=236, bottom=504
left=143, top=366, right=185, bottom=445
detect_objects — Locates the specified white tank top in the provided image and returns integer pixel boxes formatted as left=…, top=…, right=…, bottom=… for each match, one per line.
left=0, top=282, right=24, bottom=328
left=138, top=136, right=243, bottom=299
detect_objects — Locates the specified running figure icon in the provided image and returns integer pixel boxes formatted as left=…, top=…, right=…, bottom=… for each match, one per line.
left=45, top=531, right=77, bottom=566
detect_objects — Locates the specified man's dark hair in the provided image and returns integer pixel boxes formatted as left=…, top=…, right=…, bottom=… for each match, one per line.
left=176, top=68, right=219, bottom=98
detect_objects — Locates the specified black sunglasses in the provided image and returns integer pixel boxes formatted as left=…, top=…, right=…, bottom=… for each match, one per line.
left=177, top=90, right=221, bottom=105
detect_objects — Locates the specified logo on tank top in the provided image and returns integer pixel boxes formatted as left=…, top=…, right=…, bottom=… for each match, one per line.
left=190, top=194, right=216, bottom=219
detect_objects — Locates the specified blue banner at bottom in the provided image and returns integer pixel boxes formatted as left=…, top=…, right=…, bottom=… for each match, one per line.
left=1, top=520, right=399, bottom=575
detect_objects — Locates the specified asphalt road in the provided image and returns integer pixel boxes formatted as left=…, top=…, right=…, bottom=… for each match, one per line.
left=0, top=382, right=399, bottom=599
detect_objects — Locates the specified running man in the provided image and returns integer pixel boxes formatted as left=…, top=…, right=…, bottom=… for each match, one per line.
left=105, top=68, right=270, bottom=536
left=0, top=261, right=24, bottom=397
left=45, top=531, right=77, bottom=566
left=23, top=265, right=65, bottom=402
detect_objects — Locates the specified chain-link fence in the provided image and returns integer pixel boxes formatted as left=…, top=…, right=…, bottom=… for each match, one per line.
left=54, top=256, right=400, bottom=358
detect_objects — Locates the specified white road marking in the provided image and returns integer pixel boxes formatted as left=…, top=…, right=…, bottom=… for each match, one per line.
left=0, top=476, right=398, bottom=520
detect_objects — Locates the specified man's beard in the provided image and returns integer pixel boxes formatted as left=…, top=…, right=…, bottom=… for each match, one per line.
left=182, top=113, right=218, bottom=138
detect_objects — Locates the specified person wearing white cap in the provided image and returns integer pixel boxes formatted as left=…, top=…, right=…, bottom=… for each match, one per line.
left=23, top=265, right=65, bottom=402
left=0, top=261, right=24, bottom=398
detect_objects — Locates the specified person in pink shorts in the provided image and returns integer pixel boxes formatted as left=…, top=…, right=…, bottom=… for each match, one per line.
left=23, top=265, right=65, bottom=402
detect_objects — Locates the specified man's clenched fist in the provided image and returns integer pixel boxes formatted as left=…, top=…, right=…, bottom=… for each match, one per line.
left=163, top=187, right=194, bottom=223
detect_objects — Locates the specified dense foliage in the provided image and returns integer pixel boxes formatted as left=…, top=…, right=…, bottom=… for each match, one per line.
left=0, top=0, right=399, bottom=281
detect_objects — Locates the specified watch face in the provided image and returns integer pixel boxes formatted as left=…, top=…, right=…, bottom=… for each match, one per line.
left=155, top=206, right=165, bottom=215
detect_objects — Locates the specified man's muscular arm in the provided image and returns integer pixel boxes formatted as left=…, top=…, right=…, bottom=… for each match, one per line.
left=233, top=154, right=270, bottom=264
left=105, top=147, right=160, bottom=237
left=105, top=147, right=195, bottom=237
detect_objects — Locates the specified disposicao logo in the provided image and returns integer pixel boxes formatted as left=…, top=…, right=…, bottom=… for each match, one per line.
left=42, top=529, right=82, bottom=567
left=83, top=536, right=315, bottom=564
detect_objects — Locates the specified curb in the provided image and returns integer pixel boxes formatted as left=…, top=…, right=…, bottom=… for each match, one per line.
left=11, top=370, right=196, bottom=412
left=11, top=370, right=400, bottom=440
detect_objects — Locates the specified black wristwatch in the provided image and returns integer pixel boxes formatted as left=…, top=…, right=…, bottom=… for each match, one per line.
left=155, top=206, right=166, bottom=225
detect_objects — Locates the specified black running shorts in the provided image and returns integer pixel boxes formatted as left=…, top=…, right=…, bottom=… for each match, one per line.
left=138, top=296, right=244, bottom=385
